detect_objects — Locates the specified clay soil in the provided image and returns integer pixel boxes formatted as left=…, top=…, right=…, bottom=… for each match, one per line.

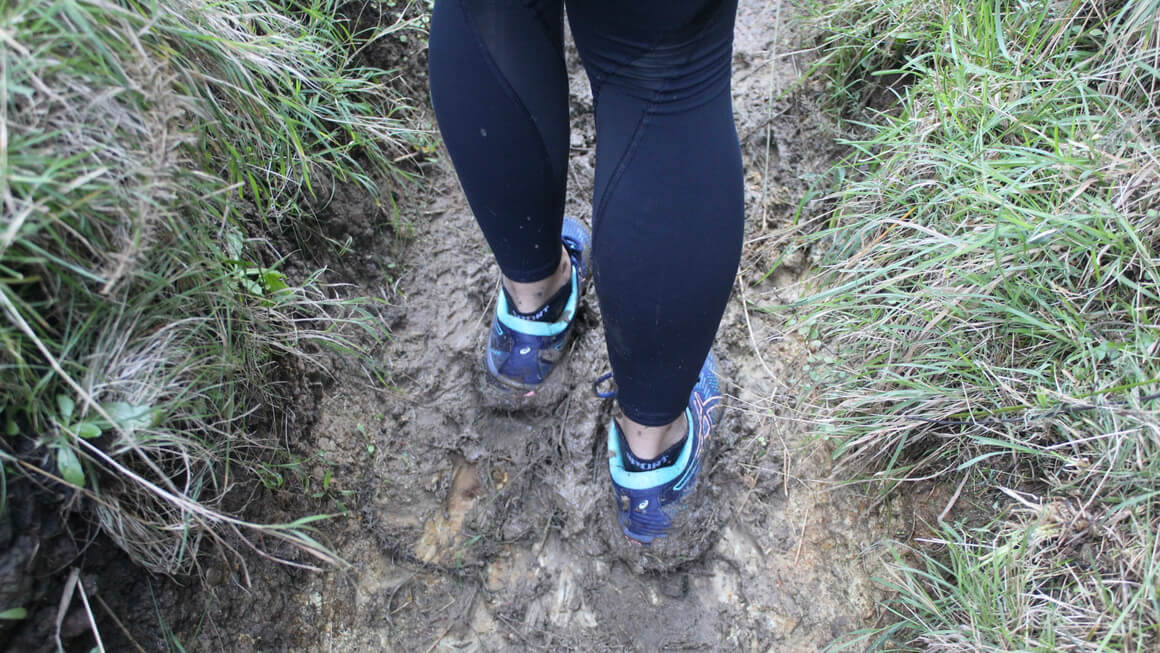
left=124, top=1, right=925, bottom=650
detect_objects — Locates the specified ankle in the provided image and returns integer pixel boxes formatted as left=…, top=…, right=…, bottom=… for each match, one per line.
left=502, top=246, right=571, bottom=314
left=616, top=411, right=688, bottom=461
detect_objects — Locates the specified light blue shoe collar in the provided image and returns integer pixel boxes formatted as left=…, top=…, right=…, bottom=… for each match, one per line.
left=495, top=264, right=578, bottom=338
left=607, top=410, right=694, bottom=490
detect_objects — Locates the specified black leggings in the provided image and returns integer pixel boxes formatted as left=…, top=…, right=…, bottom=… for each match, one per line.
left=429, top=0, right=744, bottom=425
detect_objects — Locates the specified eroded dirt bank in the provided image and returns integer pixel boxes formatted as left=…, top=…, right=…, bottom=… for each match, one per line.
left=154, top=0, right=916, bottom=650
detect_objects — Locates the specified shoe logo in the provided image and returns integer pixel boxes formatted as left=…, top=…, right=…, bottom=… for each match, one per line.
left=519, top=346, right=531, bottom=355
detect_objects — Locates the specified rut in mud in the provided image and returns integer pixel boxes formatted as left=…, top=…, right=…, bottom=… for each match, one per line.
left=148, top=1, right=921, bottom=650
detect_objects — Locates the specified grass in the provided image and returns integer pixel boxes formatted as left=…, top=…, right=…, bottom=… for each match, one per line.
left=790, top=0, right=1160, bottom=649
left=1, top=0, right=426, bottom=578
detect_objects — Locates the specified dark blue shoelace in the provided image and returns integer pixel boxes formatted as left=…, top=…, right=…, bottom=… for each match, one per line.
left=593, top=372, right=616, bottom=398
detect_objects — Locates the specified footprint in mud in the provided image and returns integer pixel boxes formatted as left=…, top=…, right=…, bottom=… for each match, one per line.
left=413, top=456, right=484, bottom=565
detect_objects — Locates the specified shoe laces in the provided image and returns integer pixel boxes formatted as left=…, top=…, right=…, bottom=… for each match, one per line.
left=592, top=372, right=616, bottom=399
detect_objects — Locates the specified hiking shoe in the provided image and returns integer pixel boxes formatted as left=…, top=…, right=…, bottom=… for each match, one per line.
left=607, top=351, right=723, bottom=544
left=484, top=216, right=592, bottom=394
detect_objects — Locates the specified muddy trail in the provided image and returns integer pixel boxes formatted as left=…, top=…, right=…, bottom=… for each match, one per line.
left=152, top=1, right=917, bottom=650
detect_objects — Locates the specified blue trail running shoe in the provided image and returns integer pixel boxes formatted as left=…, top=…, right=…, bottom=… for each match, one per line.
left=484, top=216, right=592, bottom=394
left=607, top=351, right=723, bottom=544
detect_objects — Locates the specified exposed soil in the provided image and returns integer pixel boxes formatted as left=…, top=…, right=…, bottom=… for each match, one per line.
left=106, top=1, right=928, bottom=650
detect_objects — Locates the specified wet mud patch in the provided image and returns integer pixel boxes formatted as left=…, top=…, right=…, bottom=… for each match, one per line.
left=135, top=0, right=929, bottom=650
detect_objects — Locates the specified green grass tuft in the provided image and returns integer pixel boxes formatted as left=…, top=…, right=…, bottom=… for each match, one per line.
left=795, top=0, right=1160, bottom=649
left=1, top=0, right=427, bottom=575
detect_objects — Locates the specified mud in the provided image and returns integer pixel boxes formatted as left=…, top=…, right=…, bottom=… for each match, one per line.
left=134, top=0, right=917, bottom=650
left=0, top=463, right=158, bottom=653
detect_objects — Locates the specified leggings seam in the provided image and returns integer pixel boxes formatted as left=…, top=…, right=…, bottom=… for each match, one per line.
left=461, top=0, right=560, bottom=196
left=592, top=23, right=716, bottom=227
left=593, top=107, right=653, bottom=225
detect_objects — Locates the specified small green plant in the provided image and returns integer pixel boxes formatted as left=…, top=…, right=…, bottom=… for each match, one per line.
left=356, top=422, right=376, bottom=457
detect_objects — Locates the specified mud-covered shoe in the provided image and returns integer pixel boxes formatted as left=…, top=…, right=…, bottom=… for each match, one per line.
left=607, top=351, right=723, bottom=544
left=484, top=216, right=592, bottom=394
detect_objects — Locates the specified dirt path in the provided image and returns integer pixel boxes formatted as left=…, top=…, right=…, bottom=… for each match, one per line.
left=165, top=1, right=908, bottom=650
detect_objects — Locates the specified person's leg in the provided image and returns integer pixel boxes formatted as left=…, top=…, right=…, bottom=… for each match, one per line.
left=428, top=0, right=572, bottom=310
left=429, top=0, right=593, bottom=391
left=568, top=0, right=744, bottom=459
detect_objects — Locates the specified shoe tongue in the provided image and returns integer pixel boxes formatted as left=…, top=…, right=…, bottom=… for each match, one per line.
left=505, top=279, right=572, bottom=323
